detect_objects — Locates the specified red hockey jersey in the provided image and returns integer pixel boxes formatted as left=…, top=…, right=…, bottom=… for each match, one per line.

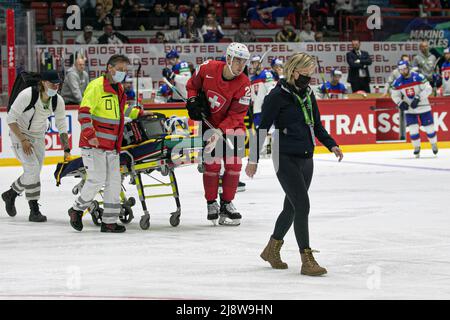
left=186, top=60, right=251, bottom=134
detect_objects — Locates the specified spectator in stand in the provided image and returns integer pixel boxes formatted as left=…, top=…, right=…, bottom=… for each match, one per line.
left=335, top=0, right=354, bottom=22
left=151, top=2, right=169, bottom=30
left=92, top=4, right=113, bottom=30
left=75, top=25, right=99, bottom=44
left=179, top=15, right=204, bottom=43
left=275, top=20, right=300, bottom=42
left=153, top=31, right=168, bottom=43
left=308, top=0, right=330, bottom=30
left=234, top=19, right=257, bottom=43
left=96, top=0, right=113, bottom=13
left=346, top=39, right=372, bottom=93
left=61, top=56, right=90, bottom=105
left=98, top=23, right=129, bottom=44
left=76, top=0, right=96, bottom=18
left=166, top=2, right=181, bottom=29
left=201, top=13, right=224, bottom=43
left=111, top=7, right=123, bottom=30
left=190, top=2, right=206, bottom=29
left=113, top=0, right=135, bottom=14
left=124, top=3, right=148, bottom=30
left=299, top=20, right=316, bottom=42
left=315, top=31, right=324, bottom=42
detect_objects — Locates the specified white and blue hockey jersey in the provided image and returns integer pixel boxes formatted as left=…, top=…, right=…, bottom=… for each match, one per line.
left=250, top=69, right=277, bottom=114
left=170, top=61, right=192, bottom=100
left=390, top=72, right=432, bottom=115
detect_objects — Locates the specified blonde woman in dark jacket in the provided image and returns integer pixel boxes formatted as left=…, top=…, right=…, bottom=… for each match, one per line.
left=246, top=53, right=343, bottom=276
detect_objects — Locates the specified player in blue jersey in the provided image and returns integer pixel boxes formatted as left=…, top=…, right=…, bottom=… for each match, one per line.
left=161, top=49, right=192, bottom=102
left=270, top=58, right=284, bottom=81
left=317, top=69, right=348, bottom=99
left=391, top=60, right=438, bottom=157
left=250, top=55, right=277, bottom=128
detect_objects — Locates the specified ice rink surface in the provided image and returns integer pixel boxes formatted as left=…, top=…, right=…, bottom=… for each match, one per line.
left=0, top=148, right=449, bottom=300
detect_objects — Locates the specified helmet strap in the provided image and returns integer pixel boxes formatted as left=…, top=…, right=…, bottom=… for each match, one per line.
left=226, top=55, right=238, bottom=78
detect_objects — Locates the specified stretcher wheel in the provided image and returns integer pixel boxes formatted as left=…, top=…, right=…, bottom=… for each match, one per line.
left=160, top=165, right=169, bottom=176
left=140, top=215, right=150, bottom=230
left=119, top=206, right=134, bottom=224
left=91, top=207, right=103, bottom=226
left=169, top=214, right=180, bottom=227
left=126, top=197, right=136, bottom=207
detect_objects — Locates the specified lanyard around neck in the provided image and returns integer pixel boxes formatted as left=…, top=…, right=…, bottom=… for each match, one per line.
left=294, top=93, right=314, bottom=126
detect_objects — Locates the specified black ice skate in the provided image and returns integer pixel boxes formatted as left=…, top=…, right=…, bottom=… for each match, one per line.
left=68, top=207, right=83, bottom=231
left=100, top=222, right=126, bottom=233
left=2, top=188, right=18, bottom=217
left=219, top=200, right=241, bottom=226
left=207, top=201, right=220, bottom=225
left=432, top=143, right=438, bottom=155
left=414, top=147, right=420, bottom=158
left=28, top=200, right=47, bottom=222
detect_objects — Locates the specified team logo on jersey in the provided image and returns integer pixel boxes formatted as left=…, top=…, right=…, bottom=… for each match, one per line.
left=405, top=88, right=416, bottom=99
left=206, top=90, right=227, bottom=113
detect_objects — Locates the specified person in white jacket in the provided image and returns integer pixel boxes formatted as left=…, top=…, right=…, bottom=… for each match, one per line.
left=391, top=61, right=438, bottom=157
left=2, top=70, right=70, bottom=222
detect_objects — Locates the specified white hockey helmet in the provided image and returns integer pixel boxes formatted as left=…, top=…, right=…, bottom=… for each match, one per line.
left=164, top=116, right=190, bottom=136
left=225, top=42, right=250, bottom=77
left=251, top=55, right=262, bottom=63
left=226, top=42, right=251, bottom=61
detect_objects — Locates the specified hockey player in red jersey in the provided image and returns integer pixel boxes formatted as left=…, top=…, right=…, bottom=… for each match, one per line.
left=186, top=42, right=251, bottom=226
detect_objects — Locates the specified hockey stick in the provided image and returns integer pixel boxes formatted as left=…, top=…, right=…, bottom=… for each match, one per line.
left=162, top=77, right=234, bottom=150
left=135, top=61, right=142, bottom=107
left=316, top=57, right=330, bottom=99
left=369, top=105, right=398, bottom=111
left=258, top=47, right=272, bottom=68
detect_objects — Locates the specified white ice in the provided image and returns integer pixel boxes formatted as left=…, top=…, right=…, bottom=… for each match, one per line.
left=0, top=148, right=449, bottom=300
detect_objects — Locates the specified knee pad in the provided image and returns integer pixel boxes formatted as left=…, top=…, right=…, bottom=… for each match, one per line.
left=204, top=161, right=221, bottom=175
left=408, top=124, right=420, bottom=140
left=224, top=159, right=242, bottom=173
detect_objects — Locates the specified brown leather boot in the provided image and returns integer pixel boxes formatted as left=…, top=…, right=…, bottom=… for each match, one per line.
left=260, top=237, right=288, bottom=269
left=300, top=249, right=327, bottom=276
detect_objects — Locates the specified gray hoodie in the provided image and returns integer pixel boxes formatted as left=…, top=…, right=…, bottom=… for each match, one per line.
left=61, top=66, right=89, bottom=104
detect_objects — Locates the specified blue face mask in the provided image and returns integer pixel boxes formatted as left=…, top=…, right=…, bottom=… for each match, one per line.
left=46, top=88, right=58, bottom=97
left=112, top=70, right=126, bottom=83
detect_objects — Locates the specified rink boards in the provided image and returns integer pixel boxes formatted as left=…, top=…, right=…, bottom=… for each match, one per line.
left=0, top=96, right=450, bottom=166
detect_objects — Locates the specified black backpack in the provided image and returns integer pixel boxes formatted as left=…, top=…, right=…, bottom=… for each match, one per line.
left=7, top=71, right=58, bottom=129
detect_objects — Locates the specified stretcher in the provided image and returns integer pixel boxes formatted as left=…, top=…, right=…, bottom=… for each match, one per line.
left=54, top=128, right=203, bottom=230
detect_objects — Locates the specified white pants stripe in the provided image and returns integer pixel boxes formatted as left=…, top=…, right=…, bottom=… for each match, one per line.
left=10, top=133, right=45, bottom=201
left=72, top=148, right=121, bottom=224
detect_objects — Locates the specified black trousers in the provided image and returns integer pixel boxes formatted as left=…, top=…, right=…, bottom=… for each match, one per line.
left=272, top=153, right=314, bottom=251
left=350, top=79, right=371, bottom=93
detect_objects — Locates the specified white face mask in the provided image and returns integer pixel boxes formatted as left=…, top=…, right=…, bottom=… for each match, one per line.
left=113, top=70, right=126, bottom=83
left=46, top=88, right=58, bottom=97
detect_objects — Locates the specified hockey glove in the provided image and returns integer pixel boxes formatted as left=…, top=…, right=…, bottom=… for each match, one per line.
left=186, top=91, right=210, bottom=121
left=398, top=101, right=409, bottom=111
left=410, top=97, right=420, bottom=109
left=162, top=67, right=175, bottom=81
